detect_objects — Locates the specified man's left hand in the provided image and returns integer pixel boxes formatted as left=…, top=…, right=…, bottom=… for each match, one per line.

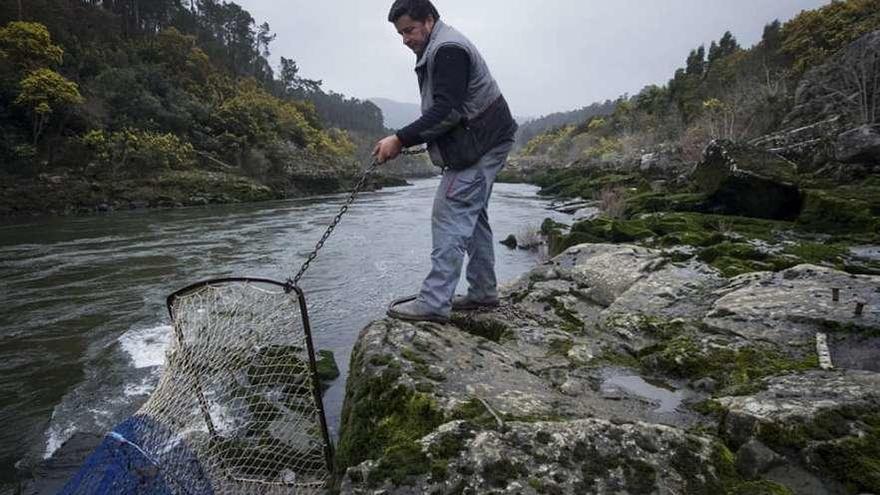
left=373, top=135, right=403, bottom=164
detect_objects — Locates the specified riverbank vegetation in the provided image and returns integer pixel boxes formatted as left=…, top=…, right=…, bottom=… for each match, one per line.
left=511, top=0, right=880, bottom=279
left=0, top=0, right=412, bottom=217
left=515, top=0, right=880, bottom=162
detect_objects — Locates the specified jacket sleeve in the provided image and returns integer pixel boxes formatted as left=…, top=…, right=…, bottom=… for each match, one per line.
left=396, top=46, right=470, bottom=147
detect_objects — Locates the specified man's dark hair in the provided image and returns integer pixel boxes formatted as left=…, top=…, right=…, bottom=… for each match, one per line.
left=388, top=0, right=440, bottom=23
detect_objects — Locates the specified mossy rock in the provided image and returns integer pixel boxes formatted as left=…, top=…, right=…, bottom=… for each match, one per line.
left=639, top=336, right=818, bottom=392
left=798, top=190, right=877, bottom=234
left=534, top=168, right=644, bottom=199
left=316, top=349, right=340, bottom=384
left=693, top=140, right=803, bottom=220
left=756, top=407, right=880, bottom=493
left=625, top=192, right=709, bottom=216
left=570, top=217, right=654, bottom=243
left=335, top=345, right=446, bottom=483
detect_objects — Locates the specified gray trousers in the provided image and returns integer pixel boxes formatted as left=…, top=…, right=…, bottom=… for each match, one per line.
left=418, top=139, right=514, bottom=315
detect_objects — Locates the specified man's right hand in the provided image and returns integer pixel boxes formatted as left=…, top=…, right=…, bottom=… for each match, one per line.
left=373, top=135, right=403, bottom=164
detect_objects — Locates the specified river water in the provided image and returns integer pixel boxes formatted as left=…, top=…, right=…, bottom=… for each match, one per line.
left=0, top=178, right=568, bottom=490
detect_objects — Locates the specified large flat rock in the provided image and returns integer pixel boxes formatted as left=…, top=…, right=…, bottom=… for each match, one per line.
left=704, top=264, right=880, bottom=347
left=338, top=244, right=880, bottom=494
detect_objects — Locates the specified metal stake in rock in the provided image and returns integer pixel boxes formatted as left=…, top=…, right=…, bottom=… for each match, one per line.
left=854, top=299, right=866, bottom=317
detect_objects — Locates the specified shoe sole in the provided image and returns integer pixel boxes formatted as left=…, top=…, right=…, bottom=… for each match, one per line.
left=386, top=308, right=449, bottom=324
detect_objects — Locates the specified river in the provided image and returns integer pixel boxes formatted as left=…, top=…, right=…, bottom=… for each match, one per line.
left=0, top=177, right=568, bottom=491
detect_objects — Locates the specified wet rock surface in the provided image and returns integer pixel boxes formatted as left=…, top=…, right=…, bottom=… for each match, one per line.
left=336, top=243, right=880, bottom=494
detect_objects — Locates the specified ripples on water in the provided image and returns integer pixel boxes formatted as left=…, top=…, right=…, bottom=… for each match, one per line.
left=0, top=178, right=569, bottom=488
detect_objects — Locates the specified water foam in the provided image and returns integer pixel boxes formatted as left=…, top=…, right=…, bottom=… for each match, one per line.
left=118, top=325, right=172, bottom=369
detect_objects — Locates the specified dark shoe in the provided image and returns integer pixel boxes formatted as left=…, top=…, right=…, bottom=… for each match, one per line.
left=387, top=298, right=449, bottom=324
left=451, top=295, right=500, bottom=311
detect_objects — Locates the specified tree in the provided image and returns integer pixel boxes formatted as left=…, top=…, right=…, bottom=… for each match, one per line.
left=14, top=67, right=83, bottom=145
left=686, top=46, right=706, bottom=76
left=709, top=31, right=740, bottom=66
left=823, top=32, right=880, bottom=124
left=279, top=56, right=321, bottom=96
left=782, top=0, right=880, bottom=73
left=0, top=21, right=63, bottom=73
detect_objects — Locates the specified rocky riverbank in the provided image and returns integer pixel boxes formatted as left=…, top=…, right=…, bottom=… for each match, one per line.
left=334, top=241, right=879, bottom=493
left=0, top=168, right=409, bottom=219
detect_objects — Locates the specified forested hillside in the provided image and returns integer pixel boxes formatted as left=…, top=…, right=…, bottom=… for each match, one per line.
left=0, top=0, right=400, bottom=216
left=514, top=99, right=616, bottom=150
left=517, top=0, right=880, bottom=166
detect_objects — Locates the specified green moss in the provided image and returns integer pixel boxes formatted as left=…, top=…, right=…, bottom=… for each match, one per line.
left=692, top=399, right=726, bottom=417
left=603, top=315, right=687, bottom=340
left=537, top=295, right=584, bottom=334
left=428, top=430, right=471, bottom=460
left=429, top=459, right=449, bottom=482
left=595, top=348, right=641, bottom=369
left=336, top=344, right=446, bottom=483
left=548, top=210, right=789, bottom=258
left=449, top=315, right=512, bottom=343
left=782, top=242, right=847, bottom=265
left=547, top=338, right=575, bottom=358
left=535, top=169, right=642, bottom=199
left=572, top=441, right=658, bottom=492
left=729, top=481, right=794, bottom=495
left=316, top=349, right=340, bottom=383
left=400, top=347, right=446, bottom=382
left=482, top=459, right=528, bottom=488
left=548, top=230, right=600, bottom=256
left=756, top=408, right=880, bottom=493
left=367, top=441, right=430, bottom=486
left=450, top=398, right=499, bottom=429
left=623, top=459, right=658, bottom=493
left=639, top=336, right=818, bottom=391
left=570, top=217, right=654, bottom=243
left=369, top=354, right=393, bottom=367
left=697, top=242, right=765, bottom=264
left=625, top=192, right=709, bottom=216
left=696, top=241, right=803, bottom=277
left=540, top=217, right=568, bottom=236
left=401, top=348, right=426, bottom=365
left=798, top=190, right=877, bottom=234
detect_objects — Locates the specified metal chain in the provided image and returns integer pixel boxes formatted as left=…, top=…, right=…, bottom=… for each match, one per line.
left=288, top=147, right=427, bottom=288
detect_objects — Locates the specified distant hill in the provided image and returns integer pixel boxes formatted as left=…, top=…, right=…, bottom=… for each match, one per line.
left=370, top=98, right=421, bottom=130
left=515, top=100, right=618, bottom=149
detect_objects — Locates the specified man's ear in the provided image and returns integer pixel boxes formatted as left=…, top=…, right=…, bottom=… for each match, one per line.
left=425, top=15, right=436, bottom=32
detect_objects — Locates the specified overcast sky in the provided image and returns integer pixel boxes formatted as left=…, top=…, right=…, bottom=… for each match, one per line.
left=234, top=0, right=830, bottom=118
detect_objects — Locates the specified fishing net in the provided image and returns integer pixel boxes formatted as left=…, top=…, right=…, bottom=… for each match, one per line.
left=61, top=279, right=333, bottom=495
left=60, top=158, right=404, bottom=494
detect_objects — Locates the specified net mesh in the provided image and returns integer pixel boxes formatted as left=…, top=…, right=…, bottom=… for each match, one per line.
left=61, top=280, right=332, bottom=495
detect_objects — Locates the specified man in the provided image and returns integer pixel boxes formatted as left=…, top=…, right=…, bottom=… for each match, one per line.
left=374, top=0, right=518, bottom=324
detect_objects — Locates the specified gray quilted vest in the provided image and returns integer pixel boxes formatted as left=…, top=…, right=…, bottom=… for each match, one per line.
left=415, top=19, right=513, bottom=168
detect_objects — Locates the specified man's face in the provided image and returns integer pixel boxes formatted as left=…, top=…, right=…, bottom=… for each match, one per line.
left=394, top=15, right=435, bottom=55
